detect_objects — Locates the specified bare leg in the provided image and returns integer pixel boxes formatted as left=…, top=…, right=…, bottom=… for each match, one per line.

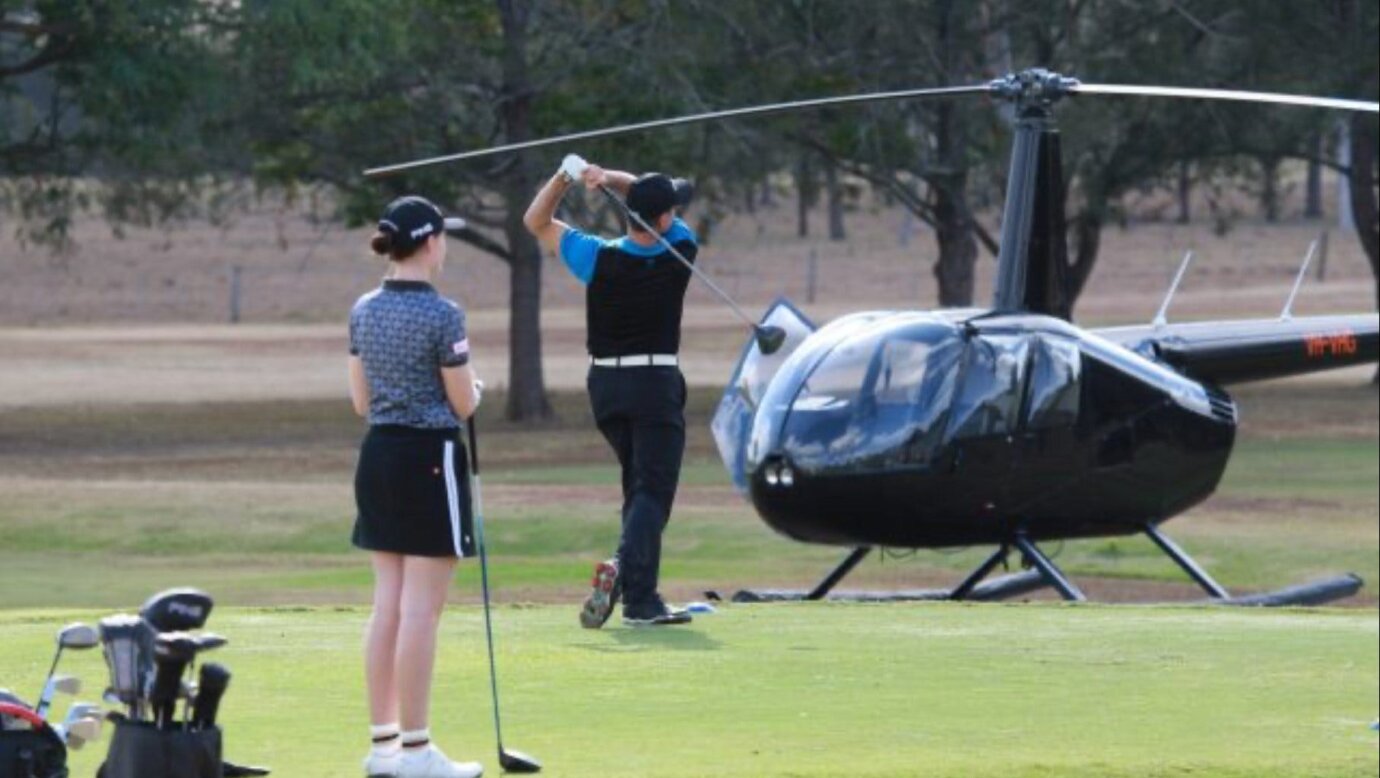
left=397, top=555, right=458, bottom=731
left=366, top=551, right=405, bottom=726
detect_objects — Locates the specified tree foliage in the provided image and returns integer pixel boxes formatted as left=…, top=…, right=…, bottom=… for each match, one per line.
left=2, top=0, right=1377, bottom=411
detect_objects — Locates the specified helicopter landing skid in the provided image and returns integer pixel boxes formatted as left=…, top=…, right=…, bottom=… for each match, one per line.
left=726, top=545, right=1050, bottom=603
left=725, top=526, right=1364, bottom=606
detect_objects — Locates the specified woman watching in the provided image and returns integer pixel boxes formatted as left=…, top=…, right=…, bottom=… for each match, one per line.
left=348, top=195, right=484, bottom=778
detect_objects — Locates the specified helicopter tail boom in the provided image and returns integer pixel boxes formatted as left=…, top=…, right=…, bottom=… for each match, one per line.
left=1098, top=313, right=1379, bottom=385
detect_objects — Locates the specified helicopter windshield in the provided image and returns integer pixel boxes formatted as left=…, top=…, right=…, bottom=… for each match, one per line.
left=946, top=334, right=1031, bottom=439
left=770, top=317, right=963, bottom=474
left=712, top=299, right=818, bottom=492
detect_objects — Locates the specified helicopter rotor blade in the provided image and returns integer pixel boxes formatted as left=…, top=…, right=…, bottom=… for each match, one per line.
left=363, top=84, right=989, bottom=178
left=1073, top=83, right=1379, bottom=114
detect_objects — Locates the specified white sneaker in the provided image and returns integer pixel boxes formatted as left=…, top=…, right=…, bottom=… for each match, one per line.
left=398, top=745, right=484, bottom=778
left=364, top=751, right=400, bottom=777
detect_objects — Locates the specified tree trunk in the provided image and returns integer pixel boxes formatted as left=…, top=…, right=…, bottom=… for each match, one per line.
left=932, top=175, right=977, bottom=307
left=825, top=159, right=846, bottom=241
left=1305, top=132, right=1324, bottom=219
left=1067, top=211, right=1103, bottom=307
left=1177, top=160, right=1191, bottom=224
left=1259, top=155, right=1280, bottom=223
left=1347, top=114, right=1379, bottom=385
left=498, top=0, right=552, bottom=421
left=504, top=211, right=553, bottom=420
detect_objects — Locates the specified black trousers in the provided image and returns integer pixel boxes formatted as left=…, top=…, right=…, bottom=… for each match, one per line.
left=587, top=366, right=687, bottom=609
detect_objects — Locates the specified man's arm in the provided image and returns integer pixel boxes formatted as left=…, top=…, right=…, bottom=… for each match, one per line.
left=523, top=171, right=575, bottom=255
left=595, top=167, right=636, bottom=196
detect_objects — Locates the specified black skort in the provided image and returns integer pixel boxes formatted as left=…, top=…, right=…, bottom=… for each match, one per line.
left=353, top=425, right=476, bottom=558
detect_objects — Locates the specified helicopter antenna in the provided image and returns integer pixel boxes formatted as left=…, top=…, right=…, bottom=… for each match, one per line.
left=1279, top=240, right=1319, bottom=321
left=1153, top=251, right=1195, bottom=329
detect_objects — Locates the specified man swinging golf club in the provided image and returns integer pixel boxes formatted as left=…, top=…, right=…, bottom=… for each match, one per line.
left=525, top=154, right=695, bottom=628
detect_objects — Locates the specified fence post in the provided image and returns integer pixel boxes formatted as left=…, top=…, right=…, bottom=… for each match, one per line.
left=806, top=248, right=818, bottom=304
left=229, top=265, right=243, bottom=324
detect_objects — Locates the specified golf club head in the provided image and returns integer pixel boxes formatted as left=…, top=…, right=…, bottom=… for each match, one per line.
left=155, top=631, right=200, bottom=662
left=499, top=748, right=542, bottom=774
left=64, top=716, right=101, bottom=748
left=66, top=703, right=103, bottom=723
left=48, top=675, right=81, bottom=697
left=140, top=587, right=214, bottom=632
left=58, top=622, right=100, bottom=650
left=193, top=633, right=228, bottom=652
left=755, top=325, right=787, bottom=355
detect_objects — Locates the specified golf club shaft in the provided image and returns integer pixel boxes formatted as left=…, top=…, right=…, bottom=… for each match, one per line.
left=596, top=184, right=760, bottom=332
left=34, top=647, right=62, bottom=717
left=467, top=420, right=508, bottom=751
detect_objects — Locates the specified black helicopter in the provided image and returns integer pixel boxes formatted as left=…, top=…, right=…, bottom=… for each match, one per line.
left=367, top=69, right=1379, bottom=606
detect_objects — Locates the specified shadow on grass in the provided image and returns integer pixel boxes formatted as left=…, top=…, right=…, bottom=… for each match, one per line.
left=572, top=625, right=723, bottom=652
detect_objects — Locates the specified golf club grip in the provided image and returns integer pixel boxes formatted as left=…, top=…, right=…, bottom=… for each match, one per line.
left=192, top=663, right=230, bottom=729
left=467, top=418, right=479, bottom=475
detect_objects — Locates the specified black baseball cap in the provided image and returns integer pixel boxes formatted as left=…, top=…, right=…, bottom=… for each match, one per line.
left=626, top=173, right=694, bottom=225
left=377, top=195, right=467, bottom=253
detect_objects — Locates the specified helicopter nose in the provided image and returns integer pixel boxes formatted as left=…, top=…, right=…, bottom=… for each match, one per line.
left=760, top=457, right=797, bottom=489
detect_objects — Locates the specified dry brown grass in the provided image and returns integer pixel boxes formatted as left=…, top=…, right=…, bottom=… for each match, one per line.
left=1, top=197, right=1376, bottom=405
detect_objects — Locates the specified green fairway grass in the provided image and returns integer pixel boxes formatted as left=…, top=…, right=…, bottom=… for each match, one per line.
left=0, top=604, right=1374, bottom=778
left=0, top=382, right=1375, bottom=609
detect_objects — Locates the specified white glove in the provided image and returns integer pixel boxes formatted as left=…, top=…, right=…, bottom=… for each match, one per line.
left=472, top=378, right=484, bottom=409
left=559, top=154, right=588, bottom=183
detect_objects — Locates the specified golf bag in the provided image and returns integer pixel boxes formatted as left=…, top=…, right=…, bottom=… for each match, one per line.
left=97, top=719, right=221, bottom=778
left=0, top=728, right=67, bottom=778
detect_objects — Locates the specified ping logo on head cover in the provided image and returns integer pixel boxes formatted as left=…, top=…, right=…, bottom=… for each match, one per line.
left=168, top=602, right=206, bottom=620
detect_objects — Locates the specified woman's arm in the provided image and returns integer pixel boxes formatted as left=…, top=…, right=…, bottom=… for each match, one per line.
left=441, top=363, right=480, bottom=420
left=348, top=356, right=369, bottom=417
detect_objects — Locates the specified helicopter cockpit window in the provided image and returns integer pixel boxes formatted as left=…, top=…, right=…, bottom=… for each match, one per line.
left=1025, top=336, right=1081, bottom=429
left=779, top=319, right=962, bottom=472
left=947, top=335, right=1030, bottom=439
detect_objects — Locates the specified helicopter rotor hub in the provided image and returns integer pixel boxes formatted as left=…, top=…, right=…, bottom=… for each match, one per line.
left=989, top=68, right=1082, bottom=111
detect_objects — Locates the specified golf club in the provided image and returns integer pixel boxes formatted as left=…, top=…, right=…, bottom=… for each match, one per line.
left=35, top=675, right=80, bottom=718
left=60, top=716, right=101, bottom=750
left=466, top=418, right=542, bottom=774
left=34, top=622, right=98, bottom=717
left=150, top=637, right=194, bottom=731
left=590, top=179, right=786, bottom=355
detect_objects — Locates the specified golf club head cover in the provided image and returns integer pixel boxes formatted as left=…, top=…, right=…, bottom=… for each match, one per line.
left=560, top=153, right=588, bottom=182
left=98, top=615, right=147, bottom=706
left=140, top=588, right=214, bottom=632
left=149, top=654, right=190, bottom=729
left=193, top=633, right=228, bottom=653
left=191, top=663, right=230, bottom=730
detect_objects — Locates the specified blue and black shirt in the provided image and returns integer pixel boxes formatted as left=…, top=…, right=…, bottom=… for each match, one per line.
left=560, top=218, right=698, bottom=358
left=349, top=279, right=469, bottom=428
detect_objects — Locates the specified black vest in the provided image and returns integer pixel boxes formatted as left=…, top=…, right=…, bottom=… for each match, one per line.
left=586, top=237, right=696, bottom=358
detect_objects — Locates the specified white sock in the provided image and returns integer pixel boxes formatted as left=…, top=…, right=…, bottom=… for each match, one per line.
left=401, top=728, right=432, bottom=754
left=371, top=723, right=401, bottom=757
